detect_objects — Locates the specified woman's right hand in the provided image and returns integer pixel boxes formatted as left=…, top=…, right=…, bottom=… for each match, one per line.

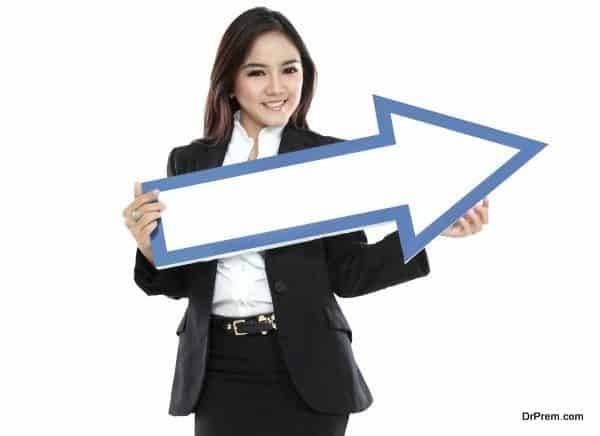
left=123, top=181, right=167, bottom=264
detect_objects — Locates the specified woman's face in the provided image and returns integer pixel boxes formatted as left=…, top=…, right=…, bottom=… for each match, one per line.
left=232, top=31, right=304, bottom=139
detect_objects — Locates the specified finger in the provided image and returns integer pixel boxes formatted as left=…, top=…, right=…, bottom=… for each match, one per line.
left=458, top=216, right=471, bottom=235
left=131, top=211, right=162, bottom=236
left=449, top=222, right=463, bottom=237
left=126, top=199, right=167, bottom=230
left=124, top=184, right=156, bottom=218
left=123, top=183, right=139, bottom=218
left=482, top=197, right=489, bottom=223
left=443, top=223, right=457, bottom=237
left=124, top=194, right=164, bottom=223
left=469, top=209, right=482, bottom=233
left=134, top=220, right=158, bottom=248
left=139, top=220, right=158, bottom=242
left=137, top=200, right=166, bottom=215
left=124, top=204, right=163, bottom=229
left=474, top=205, right=487, bottom=225
left=134, top=181, right=142, bottom=198
left=466, top=209, right=482, bottom=233
left=131, top=188, right=160, bottom=212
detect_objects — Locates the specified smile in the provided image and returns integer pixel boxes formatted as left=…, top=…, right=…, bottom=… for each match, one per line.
left=262, top=99, right=288, bottom=112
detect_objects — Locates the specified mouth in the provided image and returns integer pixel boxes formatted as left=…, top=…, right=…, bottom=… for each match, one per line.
left=262, top=99, right=288, bottom=112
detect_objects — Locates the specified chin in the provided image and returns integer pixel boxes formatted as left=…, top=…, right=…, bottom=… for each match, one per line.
left=258, top=112, right=289, bottom=126
left=266, top=116, right=289, bottom=126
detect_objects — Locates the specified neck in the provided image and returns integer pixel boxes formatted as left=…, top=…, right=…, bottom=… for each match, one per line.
left=239, top=113, right=261, bottom=144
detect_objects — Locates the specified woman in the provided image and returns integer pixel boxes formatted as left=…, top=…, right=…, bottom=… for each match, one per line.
left=123, top=7, right=489, bottom=436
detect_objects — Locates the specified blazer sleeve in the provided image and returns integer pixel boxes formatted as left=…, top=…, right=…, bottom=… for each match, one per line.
left=317, top=134, right=430, bottom=298
left=323, top=229, right=430, bottom=298
left=133, top=147, right=189, bottom=299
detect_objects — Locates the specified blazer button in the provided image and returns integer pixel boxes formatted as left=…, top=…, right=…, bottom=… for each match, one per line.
left=274, top=280, right=288, bottom=294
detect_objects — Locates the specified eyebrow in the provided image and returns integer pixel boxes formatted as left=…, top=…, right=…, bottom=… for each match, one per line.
left=241, top=59, right=301, bottom=69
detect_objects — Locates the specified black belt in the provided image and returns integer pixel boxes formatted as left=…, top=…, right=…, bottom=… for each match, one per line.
left=210, top=312, right=277, bottom=336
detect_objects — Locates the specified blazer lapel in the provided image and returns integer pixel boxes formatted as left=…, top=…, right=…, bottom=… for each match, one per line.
left=200, top=143, right=228, bottom=170
left=277, top=124, right=309, bottom=155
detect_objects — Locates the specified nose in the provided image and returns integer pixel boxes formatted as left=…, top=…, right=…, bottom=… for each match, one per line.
left=266, top=72, right=283, bottom=95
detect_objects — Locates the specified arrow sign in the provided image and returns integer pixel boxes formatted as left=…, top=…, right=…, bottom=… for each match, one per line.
left=142, top=95, right=546, bottom=269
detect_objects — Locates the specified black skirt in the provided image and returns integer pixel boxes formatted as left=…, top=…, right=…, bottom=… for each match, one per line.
left=194, top=313, right=349, bottom=436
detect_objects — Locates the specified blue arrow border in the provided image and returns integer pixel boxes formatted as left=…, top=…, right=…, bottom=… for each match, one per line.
left=142, top=95, right=546, bottom=269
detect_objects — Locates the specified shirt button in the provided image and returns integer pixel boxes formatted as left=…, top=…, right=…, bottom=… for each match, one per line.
left=274, top=280, right=288, bottom=294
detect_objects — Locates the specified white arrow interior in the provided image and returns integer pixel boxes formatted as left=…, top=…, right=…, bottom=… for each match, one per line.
left=391, top=114, right=518, bottom=235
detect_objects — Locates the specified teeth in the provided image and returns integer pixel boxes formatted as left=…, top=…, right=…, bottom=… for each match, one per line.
left=263, top=100, right=286, bottom=110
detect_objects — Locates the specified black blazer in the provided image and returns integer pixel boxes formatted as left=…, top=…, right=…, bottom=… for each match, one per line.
left=133, top=123, right=431, bottom=416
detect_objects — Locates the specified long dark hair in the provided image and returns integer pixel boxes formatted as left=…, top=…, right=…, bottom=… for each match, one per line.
left=202, top=7, right=317, bottom=146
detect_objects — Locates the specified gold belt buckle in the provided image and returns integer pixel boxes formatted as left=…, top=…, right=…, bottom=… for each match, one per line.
left=232, top=319, right=248, bottom=336
left=258, top=313, right=277, bottom=332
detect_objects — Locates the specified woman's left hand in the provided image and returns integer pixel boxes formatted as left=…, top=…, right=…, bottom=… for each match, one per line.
left=441, top=197, right=489, bottom=237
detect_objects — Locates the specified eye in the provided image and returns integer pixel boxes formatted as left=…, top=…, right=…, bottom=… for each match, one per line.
left=247, top=67, right=299, bottom=77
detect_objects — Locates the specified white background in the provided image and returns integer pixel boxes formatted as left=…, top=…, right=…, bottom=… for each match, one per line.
left=1, top=1, right=598, bottom=435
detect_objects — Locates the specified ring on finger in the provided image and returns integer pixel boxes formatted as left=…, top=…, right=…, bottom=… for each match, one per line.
left=132, top=209, right=142, bottom=222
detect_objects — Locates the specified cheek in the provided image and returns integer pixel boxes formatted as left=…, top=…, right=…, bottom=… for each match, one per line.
left=290, top=74, right=303, bottom=96
left=236, top=78, right=261, bottom=101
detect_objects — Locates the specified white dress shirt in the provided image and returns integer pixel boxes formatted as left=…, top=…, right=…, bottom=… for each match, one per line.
left=211, top=110, right=286, bottom=317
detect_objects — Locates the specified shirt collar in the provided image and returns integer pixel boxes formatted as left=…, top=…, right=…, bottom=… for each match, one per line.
left=232, top=109, right=285, bottom=151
